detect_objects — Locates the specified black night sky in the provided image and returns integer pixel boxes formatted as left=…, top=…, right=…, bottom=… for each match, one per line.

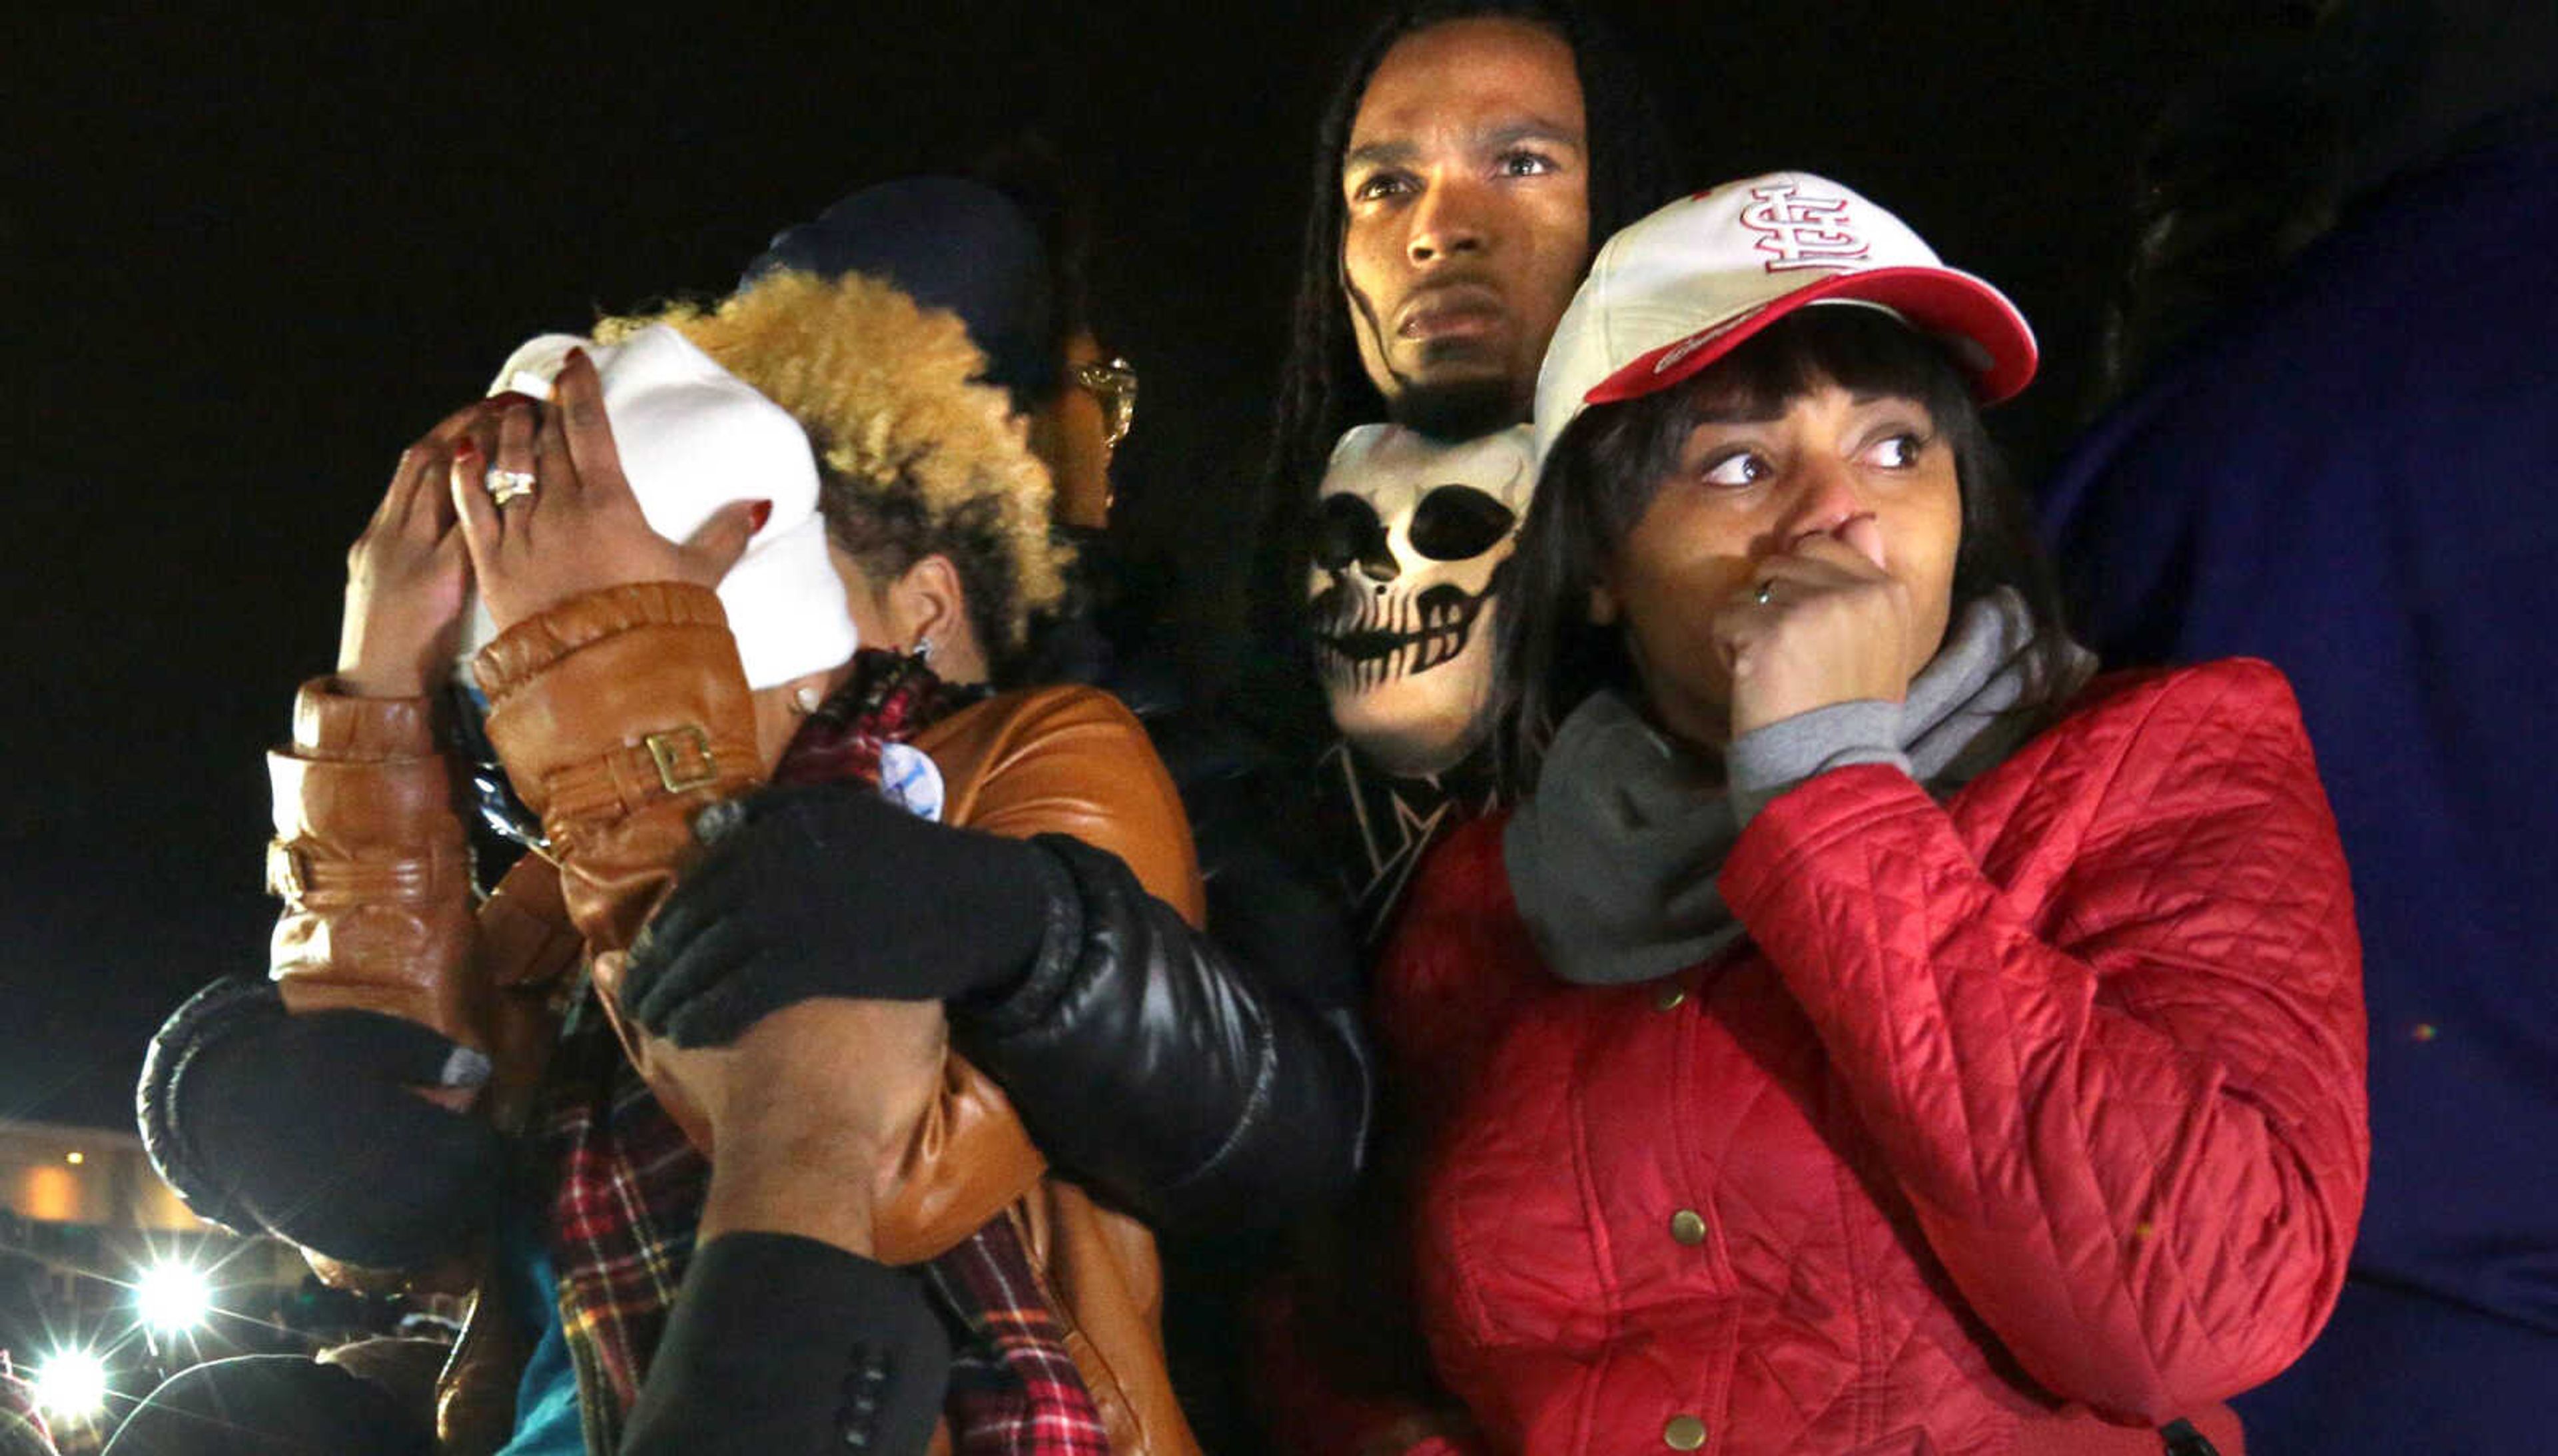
left=5, top=3, right=2255, bottom=1130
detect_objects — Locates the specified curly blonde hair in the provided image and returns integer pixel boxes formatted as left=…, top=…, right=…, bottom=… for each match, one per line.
left=598, top=270, right=1070, bottom=671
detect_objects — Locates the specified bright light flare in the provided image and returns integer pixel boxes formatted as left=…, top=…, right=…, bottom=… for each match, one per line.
left=135, top=1260, right=215, bottom=1335
left=30, top=1347, right=108, bottom=1421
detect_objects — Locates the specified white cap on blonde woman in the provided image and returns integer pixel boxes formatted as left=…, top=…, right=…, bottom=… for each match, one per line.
left=1532, top=171, right=2039, bottom=464
left=456, top=324, right=859, bottom=689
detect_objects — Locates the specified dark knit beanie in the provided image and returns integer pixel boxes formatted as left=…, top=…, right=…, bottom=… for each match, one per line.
left=742, top=177, right=1058, bottom=408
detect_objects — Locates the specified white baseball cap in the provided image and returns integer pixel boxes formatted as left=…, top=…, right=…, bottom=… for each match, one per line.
left=1533, top=171, right=2038, bottom=463
left=458, top=324, right=858, bottom=689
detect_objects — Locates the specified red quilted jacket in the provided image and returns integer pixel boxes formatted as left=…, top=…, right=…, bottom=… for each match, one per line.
left=1368, top=660, right=2366, bottom=1456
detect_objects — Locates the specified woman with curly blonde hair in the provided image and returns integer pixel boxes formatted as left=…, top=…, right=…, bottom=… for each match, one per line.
left=129, top=262, right=1228, bottom=1456
left=596, top=267, right=1068, bottom=687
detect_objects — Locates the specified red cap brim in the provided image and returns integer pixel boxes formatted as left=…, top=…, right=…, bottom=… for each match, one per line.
left=1585, top=265, right=2038, bottom=408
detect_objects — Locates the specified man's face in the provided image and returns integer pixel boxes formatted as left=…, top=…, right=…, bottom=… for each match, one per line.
left=1340, top=17, right=1591, bottom=434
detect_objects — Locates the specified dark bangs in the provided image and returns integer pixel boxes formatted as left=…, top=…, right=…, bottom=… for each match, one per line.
left=1493, top=306, right=2072, bottom=791
left=1584, top=306, right=1984, bottom=524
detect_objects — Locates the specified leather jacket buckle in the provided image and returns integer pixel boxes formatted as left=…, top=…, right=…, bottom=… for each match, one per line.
left=265, top=839, right=310, bottom=908
left=643, top=727, right=719, bottom=795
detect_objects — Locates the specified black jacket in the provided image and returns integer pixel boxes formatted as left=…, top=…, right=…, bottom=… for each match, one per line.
left=991, top=532, right=1372, bottom=1231
left=963, top=759, right=1370, bottom=1230
left=139, top=718, right=1370, bottom=1252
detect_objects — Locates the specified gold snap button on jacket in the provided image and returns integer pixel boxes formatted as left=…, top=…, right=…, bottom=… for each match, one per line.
left=1669, top=1208, right=1707, bottom=1246
left=1653, top=983, right=1687, bottom=1012
left=1664, top=1413, right=1708, bottom=1450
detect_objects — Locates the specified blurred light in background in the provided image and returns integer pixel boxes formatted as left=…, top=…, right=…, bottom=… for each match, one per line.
left=17, top=1165, right=83, bottom=1224
left=135, top=1260, right=214, bottom=1335
left=31, top=1347, right=108, bottom=1421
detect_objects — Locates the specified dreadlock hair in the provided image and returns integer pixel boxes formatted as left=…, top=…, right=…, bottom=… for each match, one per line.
left=1241, top=0, right=1677, bottom=737
left=598, top=270, right=1070, bottom=687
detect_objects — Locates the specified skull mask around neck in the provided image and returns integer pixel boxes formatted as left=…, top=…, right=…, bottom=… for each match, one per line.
left=1307, top=424, right=1535, bottom=777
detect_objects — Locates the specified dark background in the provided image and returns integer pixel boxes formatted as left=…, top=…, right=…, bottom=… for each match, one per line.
left=4, top=2, right=2261, bottom=1130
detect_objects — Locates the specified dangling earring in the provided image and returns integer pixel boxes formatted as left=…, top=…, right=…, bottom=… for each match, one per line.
left=791, top=683, right=823, bottom=715
left=911, top=636, right=935, bottom=665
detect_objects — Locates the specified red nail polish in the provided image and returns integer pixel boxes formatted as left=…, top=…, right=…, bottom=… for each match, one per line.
left=748, top=500, right=773, bottom=532
left=454, top=438, right=479, bottom=459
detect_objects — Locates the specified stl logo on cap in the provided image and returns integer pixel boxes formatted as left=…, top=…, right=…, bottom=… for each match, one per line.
left=1741, top=182, right=1869, bottom=272
left=1535, top=170, right=2040, bottom=463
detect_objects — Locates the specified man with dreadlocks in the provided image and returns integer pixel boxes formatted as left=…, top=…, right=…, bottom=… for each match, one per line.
left=1230, top=8, right=1677, bottom=1452
left=1250, top=1, right=1675, bottom=944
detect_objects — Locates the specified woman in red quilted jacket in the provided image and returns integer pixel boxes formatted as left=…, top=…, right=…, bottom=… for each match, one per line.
left=1316, top=173, right=2368, bottom=1456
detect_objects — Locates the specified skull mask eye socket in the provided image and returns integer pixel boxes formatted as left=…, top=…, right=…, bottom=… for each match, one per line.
left=1406, top=484, right=1517, bottom=562
left=1315, top=492, right=1400, bottom=580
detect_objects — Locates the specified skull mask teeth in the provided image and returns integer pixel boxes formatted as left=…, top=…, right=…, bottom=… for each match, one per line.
left=1304, top=425, right=1538, bottom=772
left=1312, top=558, right=1515, bottom=690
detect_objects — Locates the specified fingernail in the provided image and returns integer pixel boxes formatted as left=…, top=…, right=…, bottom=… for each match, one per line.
left=454, top=438, right=479, bottom=460
left=747, top=500, right=773, bottom=532
left=439, top=1046, right=493, bottom=1088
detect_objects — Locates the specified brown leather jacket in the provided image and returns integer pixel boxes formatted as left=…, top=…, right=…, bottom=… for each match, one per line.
left=266, top=581, right=1202, bottom=1455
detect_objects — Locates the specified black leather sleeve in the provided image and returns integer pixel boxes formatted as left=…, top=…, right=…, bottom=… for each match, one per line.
left=135, top=976, right=504, bottom=1268
left=955, top=817, right=1372, bottom=1232
left=137, top=976, right=283, bottom=1234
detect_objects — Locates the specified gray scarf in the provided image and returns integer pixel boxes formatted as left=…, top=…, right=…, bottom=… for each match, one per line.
left=1505, top=590, right=2092, bottom=985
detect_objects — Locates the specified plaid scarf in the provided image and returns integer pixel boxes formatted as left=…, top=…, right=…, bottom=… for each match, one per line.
left=539, top=647, right=1110, bottom=1455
